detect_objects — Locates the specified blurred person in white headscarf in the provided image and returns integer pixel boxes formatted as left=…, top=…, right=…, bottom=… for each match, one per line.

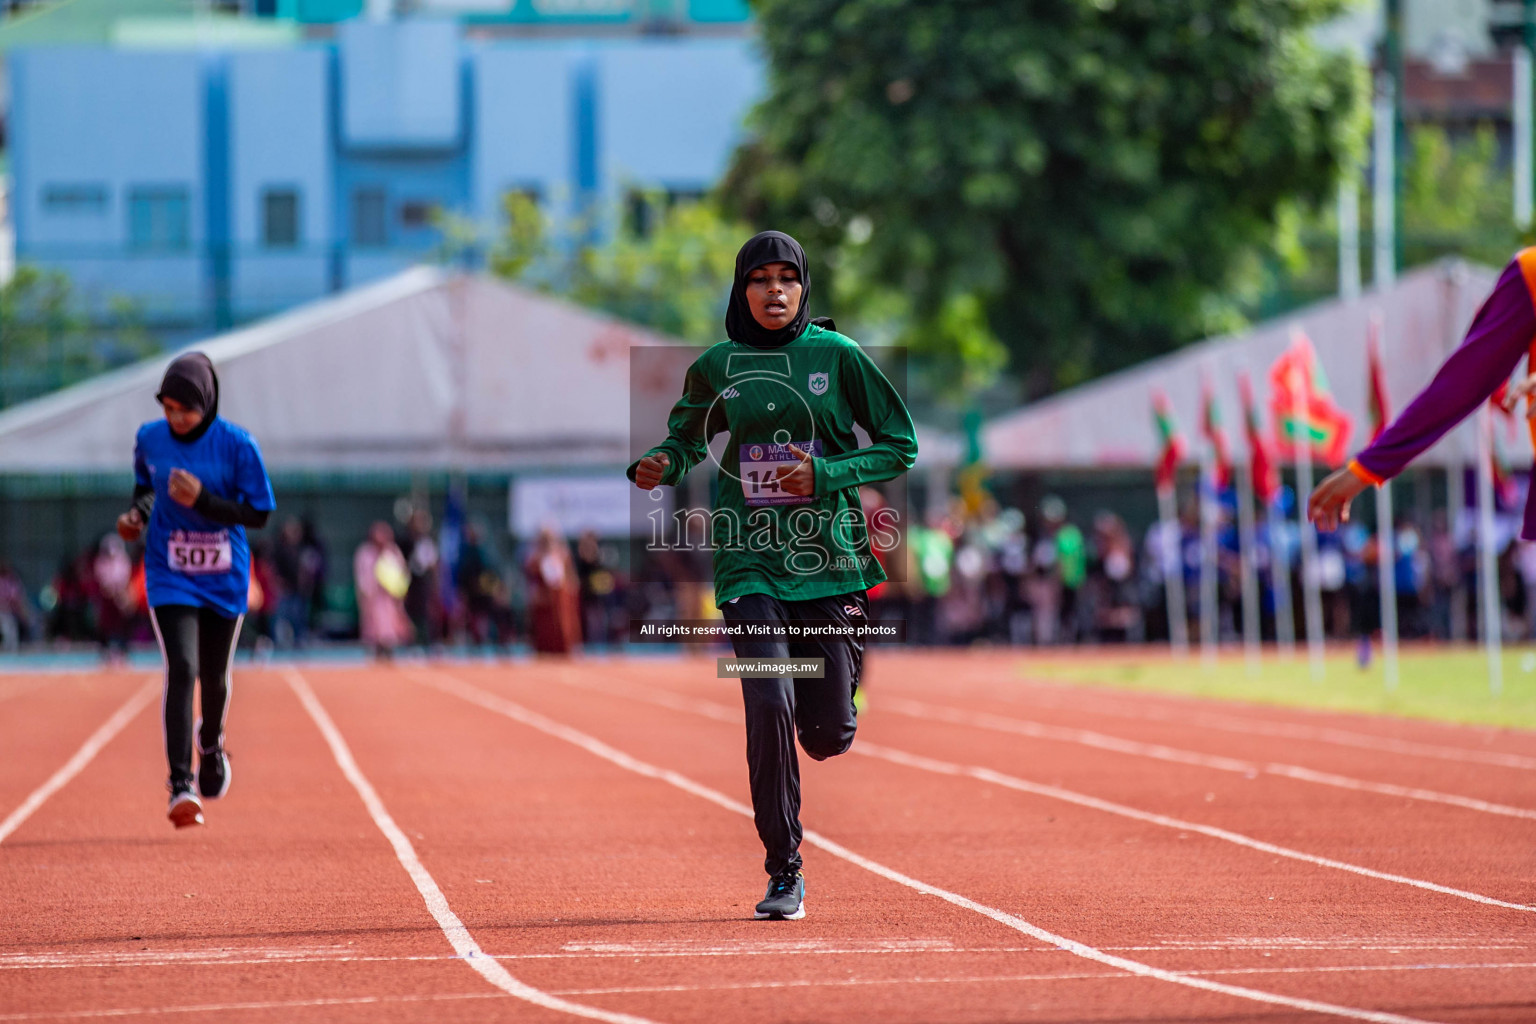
left=95, top=534, right=136, bottom=662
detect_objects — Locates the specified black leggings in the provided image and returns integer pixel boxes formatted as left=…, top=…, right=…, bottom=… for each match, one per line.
left=720, top=591, right=866, bottom=878
left=150, top=604, right=243, bottom=790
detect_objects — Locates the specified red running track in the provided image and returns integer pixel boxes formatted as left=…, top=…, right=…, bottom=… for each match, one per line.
left=1, top=651, right=1533, bottom=1023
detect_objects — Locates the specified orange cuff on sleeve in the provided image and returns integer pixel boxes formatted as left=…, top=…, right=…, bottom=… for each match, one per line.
left=1346, top=459, right=1384, bottom=487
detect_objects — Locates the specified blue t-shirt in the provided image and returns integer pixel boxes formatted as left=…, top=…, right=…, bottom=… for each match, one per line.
left=134, top=417, right=276, bottom=617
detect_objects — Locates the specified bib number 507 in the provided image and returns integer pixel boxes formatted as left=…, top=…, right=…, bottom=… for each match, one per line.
left=167, top=532, right=232, bottom=575
left=172, top=545, right=222, bottom=571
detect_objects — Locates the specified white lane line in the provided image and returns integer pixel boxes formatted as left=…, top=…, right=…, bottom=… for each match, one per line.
left=857, top=741, right=1536, bottom=915
left=973, top=677, right=1536, bottom=771
left=416, top=668, right=1448, bottom=1024
left=4, top=960, right=1531, bottom=1021
left=0, top=940, right=1054, bottom=972
left=0, top=991, right=507, bottom=1021
left=879, top=696, right=1536, bottom=822
left=549, top=959, right=1536, bottom=997
left=283, top=669, right=660, bottom=1024
left=8, top=941, right=1527, bottom=972
left=0, top=947, right=362, bottom=970
left=561, top=937, right=963, bottom=954
left=549, top=673, right=1536, bottom=916
left=0, top=679, right=158, bottom=846
left=556, top=964, right=1536, bottom=1000
left=553, top=972, right=1132, bottom=997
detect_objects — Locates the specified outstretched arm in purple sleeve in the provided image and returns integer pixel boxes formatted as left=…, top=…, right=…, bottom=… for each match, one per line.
left=1354, top=259, right=1534, bottom=482
left=1309, top=254, right=1535, bottom=531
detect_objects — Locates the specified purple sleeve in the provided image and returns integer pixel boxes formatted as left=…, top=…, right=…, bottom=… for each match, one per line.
left=1355, top=258, right=1535, bottom=482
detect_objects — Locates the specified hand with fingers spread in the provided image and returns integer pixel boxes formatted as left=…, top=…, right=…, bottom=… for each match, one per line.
left=1503, top=372, right=1536, bottom=418
left=773, top=443, right=816, bottom=497
left=1307, top=465, right=1370, bottom=532
left=633, top=451, right=671, bottom=491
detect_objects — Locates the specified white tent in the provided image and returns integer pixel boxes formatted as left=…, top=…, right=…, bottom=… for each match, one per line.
left=984, top=259, right=1500, bottom=470
left=0, top=266, right=957, bottom=474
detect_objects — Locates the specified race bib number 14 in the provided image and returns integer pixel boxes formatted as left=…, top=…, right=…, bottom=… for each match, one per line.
left=168, top=530, right=233, bottom=575
left=739, top=439, right=823, bottom=506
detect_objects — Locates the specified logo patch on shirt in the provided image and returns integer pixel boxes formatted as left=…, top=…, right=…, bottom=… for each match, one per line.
left=722, top=387, right=740, bottom=399
left=808, top=372, right=829, bottom=396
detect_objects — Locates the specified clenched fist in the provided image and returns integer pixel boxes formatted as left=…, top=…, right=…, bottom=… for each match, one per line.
left=116, top=508, right=145, bottom=543
left=773, top=444, right=816, bottom=497
left=634, top=452, right=671, bottom=491
left=168, top=468, right=203, bottom=508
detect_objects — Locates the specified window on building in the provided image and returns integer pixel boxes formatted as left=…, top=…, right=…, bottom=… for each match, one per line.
left=262, top=188, right=300, bottom=248
left=399, top=200, right=440, bottom=230
left=352, top=188, right=387, bottom=248
left=42, top=184, right=108, bottom=216
left=127, top=187, right=190, bottom=251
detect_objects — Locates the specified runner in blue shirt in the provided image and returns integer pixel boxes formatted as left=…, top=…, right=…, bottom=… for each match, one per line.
left=116, top=353, right=275, bottom=829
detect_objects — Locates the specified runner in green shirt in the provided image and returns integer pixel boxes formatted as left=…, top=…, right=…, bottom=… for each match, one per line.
left=630, top=230, right=917, bottom=920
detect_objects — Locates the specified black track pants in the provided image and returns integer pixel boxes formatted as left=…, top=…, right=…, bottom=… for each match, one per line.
left=150, top=604, right=243, bottom=791
left=720, top=591, right=867, bottom=878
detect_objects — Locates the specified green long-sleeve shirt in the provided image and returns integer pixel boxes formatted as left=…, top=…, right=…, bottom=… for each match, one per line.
left=627, top=323, right=918, bottom=607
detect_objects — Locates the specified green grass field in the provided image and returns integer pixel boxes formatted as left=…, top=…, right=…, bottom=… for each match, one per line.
left=1020, top=648, right=1536, bottom=731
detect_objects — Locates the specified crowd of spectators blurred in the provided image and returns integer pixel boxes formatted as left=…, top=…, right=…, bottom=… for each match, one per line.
left=874, top=490, right=1515, bottom=650
left=4, top=488, right=1530, bottom=658
left=5, top=507, right=636, bottom=659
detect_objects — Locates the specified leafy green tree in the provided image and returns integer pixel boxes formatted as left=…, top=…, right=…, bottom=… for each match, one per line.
left=1245, top=124, right=1522, bottom=320
left=1399, top=124, right=1518, bottom=270
left=568, top=197, right=745, bottom=344
left=0, top=266, right=157, bottom=408
left=485, top=192, right=549, bottom=281
left=484, top=191, right=748, bottom=346
left=724, top=0, right=1366, bottom=397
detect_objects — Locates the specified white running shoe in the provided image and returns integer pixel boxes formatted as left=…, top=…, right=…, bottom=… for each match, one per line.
left=168, top=788, right=205, bottom=829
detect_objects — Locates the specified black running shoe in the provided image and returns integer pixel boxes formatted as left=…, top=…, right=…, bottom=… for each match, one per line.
left=754, top=870, right=805, bottom=920
left=197, top=746, right=231, bottom=800
left=167, top=786, right=204, bottom=829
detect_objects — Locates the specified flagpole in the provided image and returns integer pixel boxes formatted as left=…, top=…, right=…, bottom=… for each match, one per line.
left=1517, top=38, right=1533, bottom=229
left=1236, top=448, right=1262, bottom=675
left=1475, top=407, right=1505, bottom=695
left=1270, top=500, right=1297, bottom=659
left=1372, top=72, right=1396, bottom=289
left=1291, top=352, right=1327, bottom=681
left=1368, top=311, right=1399, bottom=691
left=1158, top=483, right=1190, bottom=659
left=1374, top=482, right=1400, bottom=690
left=1338, top=174, right=1361, bottom=300
left=1200, top=434, right=1218, bottom=666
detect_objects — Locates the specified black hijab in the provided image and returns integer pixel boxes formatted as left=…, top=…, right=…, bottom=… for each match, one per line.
left=724, top=231, right=812, bottom=349
left=156, top=351, right=220, bottom=443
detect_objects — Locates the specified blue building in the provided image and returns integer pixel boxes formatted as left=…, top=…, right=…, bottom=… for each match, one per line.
left=6, top=17, right=763, bottom=332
